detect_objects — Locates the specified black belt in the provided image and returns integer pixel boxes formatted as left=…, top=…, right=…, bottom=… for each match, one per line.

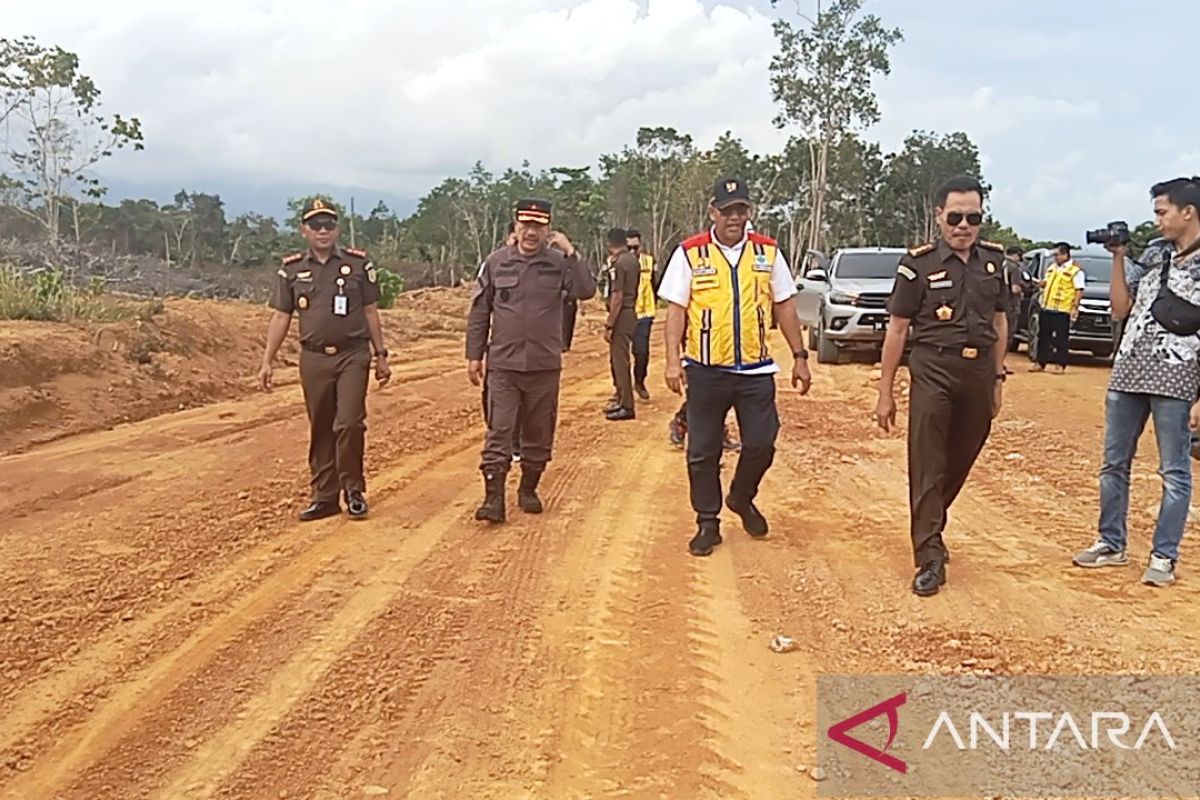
left=915, top=343, right=992, bottom=360
left=301, top=340, right=368, bottom=356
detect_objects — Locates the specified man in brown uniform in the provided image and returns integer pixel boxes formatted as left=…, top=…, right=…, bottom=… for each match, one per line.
left=605, top=227, right=640, bottom=421
left=875, top=175, right=1009, bottom=596
left=259, top=198, right=392, bottom=521
left=467, top=199, right=597, bottom=522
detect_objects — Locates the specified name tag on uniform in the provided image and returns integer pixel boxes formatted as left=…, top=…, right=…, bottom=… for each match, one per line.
left=333, top=295, right=348, bottom=316
left=930, top=279, right=953, bottom=289
left=692, top=266, right=717, bottom=276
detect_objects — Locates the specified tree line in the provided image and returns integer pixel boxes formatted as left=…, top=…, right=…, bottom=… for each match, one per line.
left=0, top=4, right=1156, bottom=295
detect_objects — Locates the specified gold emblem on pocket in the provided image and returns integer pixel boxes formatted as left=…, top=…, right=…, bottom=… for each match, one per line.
left=298, top=296, right=309, bottom=310
left=936, top=304, right=952, bottom=321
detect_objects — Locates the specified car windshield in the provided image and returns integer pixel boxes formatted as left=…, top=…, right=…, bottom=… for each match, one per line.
left=834, top=252, right=903, bottom=279
left=1073, top=255, right=1115, bottom=284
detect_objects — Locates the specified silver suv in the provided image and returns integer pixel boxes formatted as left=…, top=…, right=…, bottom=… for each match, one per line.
left=794, top=247, right=906, bottom=364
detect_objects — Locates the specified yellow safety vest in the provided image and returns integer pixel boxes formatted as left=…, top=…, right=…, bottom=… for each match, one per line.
left=1041, top=262, right=1082, bottom=313
left=682, top=231, right=777, bottom=369
left=636, top=253, right=657, bottom=319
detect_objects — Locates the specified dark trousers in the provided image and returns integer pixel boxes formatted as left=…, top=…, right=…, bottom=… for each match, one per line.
left=299, top=345, right=371, bottom=503
left=481, top=368, right=561, bottom=475
left=481, top=373, right=521, bottom=453
left=1006, top=310, right=1019, bottom=351
left=907, top=346, right=994, bottom=565
left=562, top=299, right=578, bottom=352
left=633, top=317, right=653, bottom=384
left=685, top=366, right=779, bottom=524
left=1036, top=309, right=1071, bottom=367
left=610, top=310, right=637, bottom=410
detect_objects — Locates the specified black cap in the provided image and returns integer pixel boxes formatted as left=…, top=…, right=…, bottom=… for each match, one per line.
left=515, top=198, right=552, bottom=225
left=712, top=177, right=752, bottom=209
left=301, top=198, right=338, bottom=222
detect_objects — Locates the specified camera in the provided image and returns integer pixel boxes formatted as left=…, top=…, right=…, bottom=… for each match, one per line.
left=1085, top=220, right=1131, bottom=246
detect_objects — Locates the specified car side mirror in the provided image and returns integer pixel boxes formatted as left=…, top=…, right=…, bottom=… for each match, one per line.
left=805, top=269, right=828, bottom=282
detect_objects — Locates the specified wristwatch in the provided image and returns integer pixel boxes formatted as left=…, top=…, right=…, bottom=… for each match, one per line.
left=793, top=348, right=809, bottom=360
left=996, top=372, right=1007, bottom=382
left=375, top=348, right=389, bottom=359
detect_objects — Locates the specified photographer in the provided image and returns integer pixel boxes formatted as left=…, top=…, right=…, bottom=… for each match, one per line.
left=1072, top=178, right=1200, bottom=587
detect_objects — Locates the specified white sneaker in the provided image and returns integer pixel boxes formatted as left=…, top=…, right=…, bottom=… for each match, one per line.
left=1072, top=541, right=1128, bottom=568
left=1142, top=553, right=1176, bottom=587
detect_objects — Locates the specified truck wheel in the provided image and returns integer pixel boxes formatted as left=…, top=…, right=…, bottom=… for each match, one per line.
left=807, top=325, right=817, bottom=350
left=816, top=321, right=840, bottom=364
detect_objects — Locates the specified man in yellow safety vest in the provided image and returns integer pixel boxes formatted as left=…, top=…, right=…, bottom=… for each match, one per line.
left=1032, top=242, right=1084, bottom=374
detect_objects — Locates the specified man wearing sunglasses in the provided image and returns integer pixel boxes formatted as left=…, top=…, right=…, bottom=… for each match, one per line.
left=467, top=199, right=597, bottom=523
left=876, top=175, right=1010, bottom=597
left=259, top=198, right=392, bottom=522
left=659, top=177, right=813, bottom=557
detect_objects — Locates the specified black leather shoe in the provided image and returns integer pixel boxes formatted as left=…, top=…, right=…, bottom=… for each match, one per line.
left=299, top=500, right=341, bottom=522
left=345, top=490, right=368, bottom=520
left=726, top=495, right=768, bottom=537
left=606, top=407, right=636, bottom=421
left=688, top=523, right=723, bottom=557
left=635, top=382, right=650, bottom=401
left=912, top=560, right=947, bottom=597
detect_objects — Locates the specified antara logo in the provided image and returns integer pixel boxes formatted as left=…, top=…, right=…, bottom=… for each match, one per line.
left=827, top=692, right=908, bottom=773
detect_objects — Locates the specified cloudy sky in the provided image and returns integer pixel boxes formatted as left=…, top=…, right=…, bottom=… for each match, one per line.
left=6, top=0, right=1195, bottom=240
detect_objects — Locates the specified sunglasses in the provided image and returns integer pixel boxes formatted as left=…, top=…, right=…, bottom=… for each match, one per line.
left=946, top=212, right=983, bottom=227
left=306, top=219, right=338, bottom=232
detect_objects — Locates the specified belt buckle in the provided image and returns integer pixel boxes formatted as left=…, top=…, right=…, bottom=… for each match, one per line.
left=323, top=345, right=338, bottom=355
left=961, top=347, right=978, bottom=360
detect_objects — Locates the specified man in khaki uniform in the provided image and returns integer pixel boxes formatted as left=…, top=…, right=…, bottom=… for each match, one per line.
left=605, top=227, right=640, bottom=421
left=467, top=199, right=597, bottom=522
left=259, top=199, right=392, bottom=521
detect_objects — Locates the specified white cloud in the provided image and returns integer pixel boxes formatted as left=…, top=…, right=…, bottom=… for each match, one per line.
left=6, top=0, right=786, bottom=198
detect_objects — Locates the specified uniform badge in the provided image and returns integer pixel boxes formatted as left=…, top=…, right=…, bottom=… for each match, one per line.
left=336, top=278, right=346, bottom=287
left=987, top=263, right=996, bottom=274
left=897, top=265, right=917, bottom=281
left=298, top=296, right=309, bottom=310
left=928, top=270, right=948, bottom=282
left=296, top=270, right=313, bottom=281
left=340, top=264, right=352, bottom=276
left=367, top=267, right=377, bottom=284
left=276, top=268, right=288, bottom=278
left=500, top=289, right=511, bottom=302
left=936, top=304, right=953, bottom=321
left=755, top=254, right=767, bottom=265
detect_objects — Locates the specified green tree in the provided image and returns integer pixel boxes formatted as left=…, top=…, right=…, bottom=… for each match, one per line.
left=769, top=0, right=902, bottom=254
left=0, top=36, right=144, bottom=241
left=878, top=130, right=985, bottom=245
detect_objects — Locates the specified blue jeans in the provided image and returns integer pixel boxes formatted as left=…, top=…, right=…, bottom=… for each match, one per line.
left=1098, top=390, right=1193, bottom=560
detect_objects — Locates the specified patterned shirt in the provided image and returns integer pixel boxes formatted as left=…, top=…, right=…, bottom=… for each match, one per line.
left=1110, top=239, right=1200, bottom=401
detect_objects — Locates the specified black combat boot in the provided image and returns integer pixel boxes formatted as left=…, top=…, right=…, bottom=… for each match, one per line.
left=475, top=472, right=507, bottom=523
left=518, top=469, right=544, bottom=514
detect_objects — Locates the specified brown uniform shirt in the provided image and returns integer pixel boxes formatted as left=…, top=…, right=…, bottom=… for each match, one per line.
left=270, top=245, right=380, bottom=346
left=887, top=239, right=1010, bottom=348
left=467, top=244, right=598, bottom=372
left=611, top=251, right=640, bottom=310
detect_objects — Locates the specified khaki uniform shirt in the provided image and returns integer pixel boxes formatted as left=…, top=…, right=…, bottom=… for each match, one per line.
left=467, top=244, right=597, bottom=371
left=887, top=239, right=1010, bottom=349
left=611, top=251, right=640, bottom=310
left=270, top=244, right=379, bottom=346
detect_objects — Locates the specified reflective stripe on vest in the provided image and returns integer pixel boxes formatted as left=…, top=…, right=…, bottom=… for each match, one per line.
left=683, top=234, right=776, bottom=369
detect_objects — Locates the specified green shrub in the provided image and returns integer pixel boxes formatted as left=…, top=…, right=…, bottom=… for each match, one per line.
left=0, top=264, right=134, bottom=322
left=376, top=267, right=404, bottom=310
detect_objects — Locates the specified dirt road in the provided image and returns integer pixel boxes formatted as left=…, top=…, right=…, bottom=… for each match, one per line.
left=3, top=320, right=1200, bottom=799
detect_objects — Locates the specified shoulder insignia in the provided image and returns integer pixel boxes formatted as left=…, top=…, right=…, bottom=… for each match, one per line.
left=281, top=252, right=304, bottom=265
left=345, top=246, right=368, bottom=259
left=681, top=231, right=712, bottom=250
left=908, top=242, right=935, bottom=258
left=897, top=265, right=917, bottom=281
left=276, top=268, right=288, bottom=278
left=747, top=231, right=778, bottom=247
left=978, top=239, right=1005, bottom=252
left=366, top=264, right=377, bottom=284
